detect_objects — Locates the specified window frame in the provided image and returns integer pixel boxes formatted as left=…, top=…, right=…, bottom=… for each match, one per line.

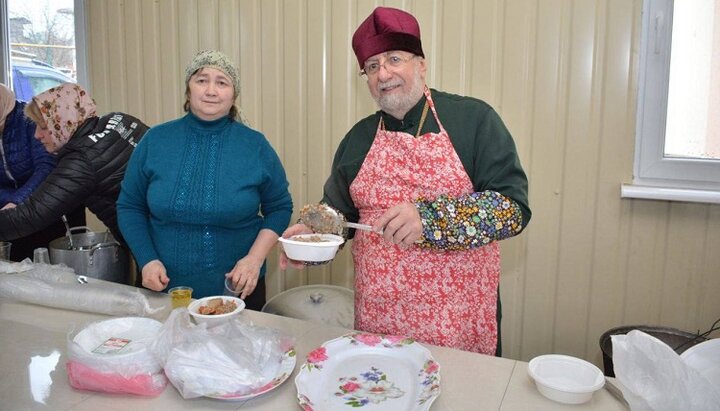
left=622, top=0, right=720, bottom=203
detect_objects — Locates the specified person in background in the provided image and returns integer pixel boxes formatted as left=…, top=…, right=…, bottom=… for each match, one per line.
left=0, top=83, right=85, bottom=261
left=281, top=7, right=531, bottom=355
left=0, top=83, right=148, bottom=267
left=117, top=50, right=292, bottom=310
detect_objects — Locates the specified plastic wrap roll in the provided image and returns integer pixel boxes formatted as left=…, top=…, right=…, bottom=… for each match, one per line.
left=0, top=273, right=160, bottom=316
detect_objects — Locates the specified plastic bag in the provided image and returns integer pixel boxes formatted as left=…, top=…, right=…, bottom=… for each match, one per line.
left=1, top=258, right=80, bottom=283
left=611, top=330, right=720, bottom=411
left=0, top=258, right=34, bottom=274
left=0, top=272, right=160, bottom=316
left=66, top=317, right=167, bottom=396
left=150, top=309, right=295, bottom=399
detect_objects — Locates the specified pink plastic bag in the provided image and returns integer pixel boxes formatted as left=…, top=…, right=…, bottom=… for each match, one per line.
left=66, top=317, right=167, bottom=397
left=66, top=360, right=166, bottom=396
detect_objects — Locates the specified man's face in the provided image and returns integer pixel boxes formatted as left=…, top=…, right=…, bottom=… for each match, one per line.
left=364, top=50, right=426, bottom=117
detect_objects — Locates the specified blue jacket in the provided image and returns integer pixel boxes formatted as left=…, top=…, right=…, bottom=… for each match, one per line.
left=0, top=101, right=56, bottom=207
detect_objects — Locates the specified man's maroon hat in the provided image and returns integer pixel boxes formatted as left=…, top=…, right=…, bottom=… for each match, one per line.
left=352, top=7, right=424, bottom=69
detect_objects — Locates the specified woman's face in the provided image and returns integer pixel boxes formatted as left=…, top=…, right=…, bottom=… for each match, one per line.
left=33, top=119, right=60, bottom=153
left=187, top=68, right=235, bottom=121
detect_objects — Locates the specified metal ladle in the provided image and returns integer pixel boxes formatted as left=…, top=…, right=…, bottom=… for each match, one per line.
left=61, top=215, right=74, bottom=249
left=298, top=203, right=379, bottom=235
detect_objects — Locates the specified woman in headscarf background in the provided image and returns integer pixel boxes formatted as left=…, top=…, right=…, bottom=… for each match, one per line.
left=117, top=50, right=292, bottom=310
left=0, top=83, right=149, bottom=273
left=0, top=83, right=85, bottom=261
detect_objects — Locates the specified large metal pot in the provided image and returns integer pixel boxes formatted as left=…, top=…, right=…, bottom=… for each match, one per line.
left=48, top=227, right=130, bottom=285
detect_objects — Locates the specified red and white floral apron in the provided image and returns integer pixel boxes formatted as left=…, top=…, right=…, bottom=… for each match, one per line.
left=350, top=88, right=500, bottom=354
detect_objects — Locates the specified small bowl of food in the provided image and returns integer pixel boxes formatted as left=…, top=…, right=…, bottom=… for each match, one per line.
left=187, top=296, right=245, bottom=327
left=278, top=233, right=344, bottom=264
left=527, top=354, right=605, bottom=404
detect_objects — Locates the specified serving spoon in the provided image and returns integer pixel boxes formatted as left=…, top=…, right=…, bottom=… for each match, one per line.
left=298, top=203, right=379, bottom=235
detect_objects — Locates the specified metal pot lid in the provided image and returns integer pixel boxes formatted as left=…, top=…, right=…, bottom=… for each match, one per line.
left=262, top=284, right=354, bottom=329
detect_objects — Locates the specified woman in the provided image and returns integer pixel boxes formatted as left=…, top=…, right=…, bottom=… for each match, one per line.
left=0, top=83, right=85, bottom=261
left=0, top=83, right=149, bottom=265
left=117, top=50, right=292, bottom=310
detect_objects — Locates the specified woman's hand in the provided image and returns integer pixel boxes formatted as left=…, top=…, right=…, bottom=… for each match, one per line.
left=225, top=254, right=264, bottom=299
left=278, top=223, right=313, bottom=270
left=1, top=202, right=16, bottom=210
left=141, top=259, right=169, bottom=291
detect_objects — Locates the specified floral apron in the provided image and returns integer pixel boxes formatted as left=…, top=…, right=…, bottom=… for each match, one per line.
left=349, top=88, right=500, bottom=354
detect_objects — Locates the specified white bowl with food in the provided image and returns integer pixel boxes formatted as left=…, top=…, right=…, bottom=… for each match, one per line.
left=278, top=233, right=344, bottom=263
left=527, top=354, right=605, bottom=404
left=187, top=296, right=245, bottom=327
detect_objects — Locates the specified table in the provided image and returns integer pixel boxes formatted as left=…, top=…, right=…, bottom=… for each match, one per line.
left=0, top=283, right=628, bottom=410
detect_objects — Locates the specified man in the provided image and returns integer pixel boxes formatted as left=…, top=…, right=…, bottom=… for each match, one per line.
left=282, top=7, right=530, bottom=355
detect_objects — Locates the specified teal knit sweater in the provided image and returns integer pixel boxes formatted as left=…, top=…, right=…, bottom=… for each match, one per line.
left=117, top=113, right=292, bottom=298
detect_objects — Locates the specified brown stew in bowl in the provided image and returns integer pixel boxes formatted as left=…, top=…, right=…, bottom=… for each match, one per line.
left=198, top=298, right=238, bottom=315
left=293, top=235, right=328, bottom=243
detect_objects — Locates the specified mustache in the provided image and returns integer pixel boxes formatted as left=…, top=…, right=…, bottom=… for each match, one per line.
left=377, top=80, right=403, bottom=91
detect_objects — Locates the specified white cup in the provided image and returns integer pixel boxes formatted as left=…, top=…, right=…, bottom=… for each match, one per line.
left=33, top=247, right=51, bottom=264
left=224, top=277, right=243, bottom=295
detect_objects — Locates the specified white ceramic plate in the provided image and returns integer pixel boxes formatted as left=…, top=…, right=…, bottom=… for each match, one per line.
left=295, top=332, right=441, bottom=410
left=206, top=349, right=296, bottom=401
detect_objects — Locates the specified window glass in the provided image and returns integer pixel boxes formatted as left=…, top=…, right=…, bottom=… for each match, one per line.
left=27, top=75, right=66, bottom=96
left=665, top=0, right=720, bottom=160
left=6, top=0, right=76, bottom=99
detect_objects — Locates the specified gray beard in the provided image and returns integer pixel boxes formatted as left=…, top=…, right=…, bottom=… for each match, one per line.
left=372, top=67, right=425, bottom=120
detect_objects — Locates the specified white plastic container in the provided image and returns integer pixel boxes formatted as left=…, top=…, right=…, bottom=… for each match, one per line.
left=527, top=354, right=605, bottom=404
left=71, top=317, right=162, bottom=366
left=278, top=234, right=344, bottom=263
left=188, top=295, right=245, bottom=328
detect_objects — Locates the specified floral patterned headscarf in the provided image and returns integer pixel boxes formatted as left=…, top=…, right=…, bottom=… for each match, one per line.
left=32, top=83, right=97, bottom=149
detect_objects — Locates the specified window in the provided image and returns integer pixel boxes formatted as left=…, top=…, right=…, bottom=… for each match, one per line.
left=0, top=0, right=86, bottom=99
left=623, top=0, right=720, bottom=203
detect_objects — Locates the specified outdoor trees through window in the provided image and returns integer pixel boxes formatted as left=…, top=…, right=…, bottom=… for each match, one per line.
left=2, top=0, right=78, bottom=100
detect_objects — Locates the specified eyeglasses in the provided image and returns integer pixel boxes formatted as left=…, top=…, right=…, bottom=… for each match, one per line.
left=360, top=53, right=417, bottom=78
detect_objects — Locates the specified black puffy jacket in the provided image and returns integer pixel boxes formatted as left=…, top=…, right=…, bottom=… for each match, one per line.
left=0, top=112, right=148, bottom=244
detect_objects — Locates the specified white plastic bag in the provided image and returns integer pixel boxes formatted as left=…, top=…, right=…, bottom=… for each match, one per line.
left=66, top=317, right=167, bottom=396
left=150, top=309, right=295, bottom=399
left=611, top=330, right=720, bottom=411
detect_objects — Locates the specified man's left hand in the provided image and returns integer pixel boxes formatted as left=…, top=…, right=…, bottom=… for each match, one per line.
left=374, top=202, right=423, bottom=247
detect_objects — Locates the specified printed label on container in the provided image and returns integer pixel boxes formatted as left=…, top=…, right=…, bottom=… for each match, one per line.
left=92, top=337, right=131, bottom=354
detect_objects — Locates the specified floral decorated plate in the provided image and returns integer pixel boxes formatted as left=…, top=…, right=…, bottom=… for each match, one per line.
left=207, top=349, right=296, bottom=401
left=295, top=333, right=440, bottom=410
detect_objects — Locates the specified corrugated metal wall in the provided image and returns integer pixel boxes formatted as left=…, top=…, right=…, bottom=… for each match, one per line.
left=84, top=0, right=720, bottom=365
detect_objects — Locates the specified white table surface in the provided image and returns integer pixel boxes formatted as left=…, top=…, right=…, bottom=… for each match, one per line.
left=0, top=279, right=628, bottom=411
